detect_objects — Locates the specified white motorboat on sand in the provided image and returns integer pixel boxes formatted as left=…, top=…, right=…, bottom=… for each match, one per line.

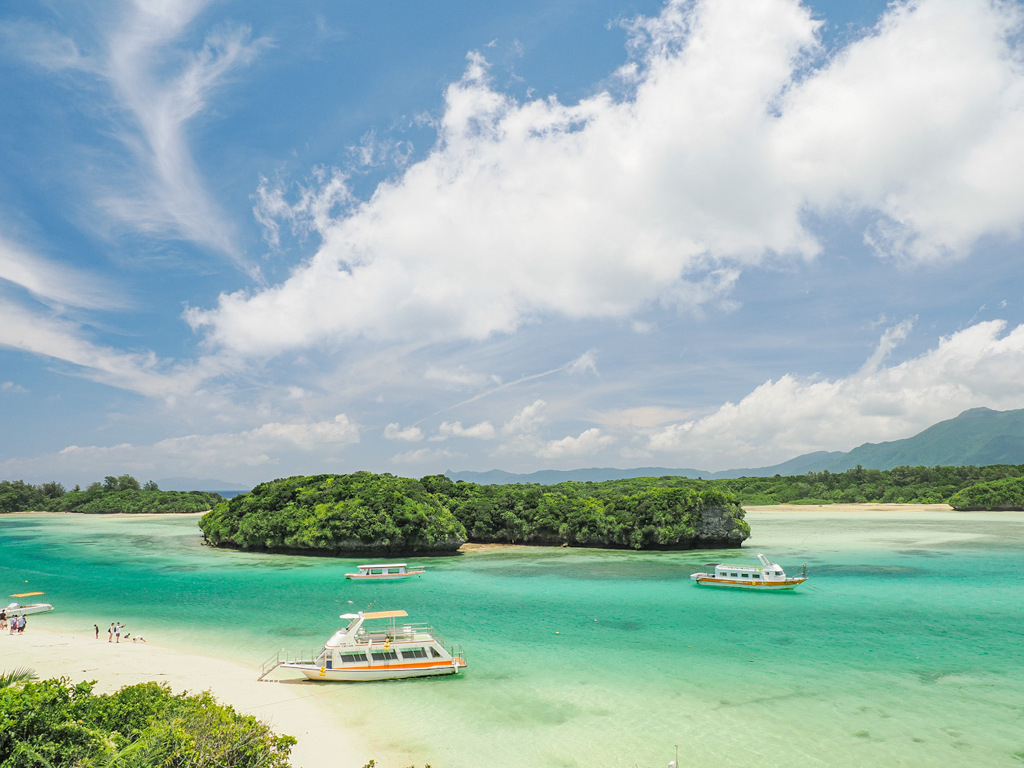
left=265, top=609, right=467, bottom=682
left=4, top=592, right=54, bottom=616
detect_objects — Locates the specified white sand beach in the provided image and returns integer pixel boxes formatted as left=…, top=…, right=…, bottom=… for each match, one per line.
left=0, top=627, right=370, bottom=768
left=744, top=502, right=955, bottom=513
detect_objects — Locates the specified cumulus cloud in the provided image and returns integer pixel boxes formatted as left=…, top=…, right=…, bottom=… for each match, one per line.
left=643, top=319, right=1024, bottom=468
left=384, top=423, right=425, bottom=442
left=538, top=428, right=615, bottom=459
left=435, top=420, right=496, bottom=440
left=186, top=0, right=1024, bottom=360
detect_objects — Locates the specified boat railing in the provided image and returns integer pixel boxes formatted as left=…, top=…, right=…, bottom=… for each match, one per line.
left=355, top=622, right=437, bottom=644
left=257, top=647, right=320, bottom=680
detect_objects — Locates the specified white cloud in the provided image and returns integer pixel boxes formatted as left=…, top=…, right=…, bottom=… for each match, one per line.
left=188, top=0, right=1024, bottom=359
left=538, top=428, right=615, bottom=459
left=502, top=399, right=547, bottom=436
left=1, top=381, right=29, bottom=395
left=0, top=235, right=125, bottom=310
left=384, top=422, right=424, bottom=442
left=435, top=420, right=496, bottom=440
left=644, top=319, right=1024, bottom=468
left=566, top=351, right=598, bottom=376
left=0, top=299, right=224, bottom=398
left=7, top=1, right=267, bottom=263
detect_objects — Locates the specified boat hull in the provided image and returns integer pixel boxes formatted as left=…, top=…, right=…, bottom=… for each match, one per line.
left=691, top=576, right=806, bottom=590
left=344, top=572, right=424, bottom=581
left=3, top=603, right=54, bottom=616
left=282, top=659, right=465, bottom=682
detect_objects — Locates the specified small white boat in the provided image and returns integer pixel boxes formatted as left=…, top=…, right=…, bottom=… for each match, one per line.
left=690, top=553, right=807, bottom=590
left=4, top=592, right=54, bottom=616
left=275, top=609, right=466, bottom=682
left=344, top=562, right=425, bottom=580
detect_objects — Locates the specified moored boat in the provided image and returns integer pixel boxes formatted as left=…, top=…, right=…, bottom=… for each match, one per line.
left=344, top=562, right=425, bottom=580
left=690, top=553, right=807, bottom=590
left=272, top=609, right=467, bottom=682
left=4, top=592, right=54, bottom=616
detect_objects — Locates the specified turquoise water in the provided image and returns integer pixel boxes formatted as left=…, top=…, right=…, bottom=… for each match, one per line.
left=3, top=510, right=1024, bottom=768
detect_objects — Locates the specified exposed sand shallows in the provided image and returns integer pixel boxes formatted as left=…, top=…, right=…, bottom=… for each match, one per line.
left=0, top=628, right=370, bottom=768
left=744, top=502, right=955, bottom=514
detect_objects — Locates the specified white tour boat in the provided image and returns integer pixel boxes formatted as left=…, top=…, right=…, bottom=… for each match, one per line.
left=344, top=562, right=425, bottom=580
left=690, top=553, right=807, bottom=590
left=4, top=592, right=54, bottom=616
left=270, top=609, right=467, bottom=682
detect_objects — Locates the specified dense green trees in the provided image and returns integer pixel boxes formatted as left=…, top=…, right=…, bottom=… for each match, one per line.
left=199, top=473, right=468, bottom=554
left=0, top=676, right=294, bottom=768
left=0, top=476, right=221, bottom=514
left=948, top=476, right=1024, bottom=510
left=712, top=464, right=1024, bottom=505
left=199, top=472, right=749, bottom=555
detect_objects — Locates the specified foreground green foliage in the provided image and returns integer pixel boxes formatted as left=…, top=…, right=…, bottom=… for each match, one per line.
left=0, top=677, right=295, bottom=768
left=200, top=473, right=468, bottom=554
left=200, top=472, right=749, bottom=554
left=0, top=475, right=222, bottom=514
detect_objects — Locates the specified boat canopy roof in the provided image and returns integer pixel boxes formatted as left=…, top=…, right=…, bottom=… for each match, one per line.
left=364, top=610, right=408, bottom=619
left=356, top=563, right=408, bottom=569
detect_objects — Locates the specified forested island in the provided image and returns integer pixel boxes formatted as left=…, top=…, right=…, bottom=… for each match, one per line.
left=198, top=463, right=1024, bottom=557
left=198, top=471, right=749, bottom=555
left=0, top=475, right=222, bottom=515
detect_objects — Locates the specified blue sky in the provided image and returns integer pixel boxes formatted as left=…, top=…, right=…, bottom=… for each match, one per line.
left=2, top=0, right=1024, bottom=488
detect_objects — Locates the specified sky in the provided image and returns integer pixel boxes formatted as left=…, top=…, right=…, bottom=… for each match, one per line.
left=2, top=0, right=1024, bottom=489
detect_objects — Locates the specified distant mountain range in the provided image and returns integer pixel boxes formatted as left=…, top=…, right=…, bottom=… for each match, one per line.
left=446, top=407, right=1024, bottom=485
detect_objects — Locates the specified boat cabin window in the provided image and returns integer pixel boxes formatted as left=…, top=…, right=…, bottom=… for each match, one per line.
left=401, top=647, right=427, bottom=659
left=430, top=647, right=443, bottom=658
left=371, top=650, right=399, bottom=661
left=751, top=574, right=760, bottom=579
left=340, top=652, right=368, bottom=664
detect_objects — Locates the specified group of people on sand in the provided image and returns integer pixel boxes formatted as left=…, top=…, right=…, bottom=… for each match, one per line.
left=97, top=622, right=144, bottom=643
left=1, top=610, right=28, bottom=634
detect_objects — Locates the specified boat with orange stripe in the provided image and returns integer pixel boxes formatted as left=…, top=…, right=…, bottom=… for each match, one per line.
left=269, top=609, right=467, bottom=682
left=690, top=553, right=807, bottom=590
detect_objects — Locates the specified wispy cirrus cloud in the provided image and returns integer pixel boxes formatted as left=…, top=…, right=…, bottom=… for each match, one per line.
left=5, top=0, right=267, bottom=265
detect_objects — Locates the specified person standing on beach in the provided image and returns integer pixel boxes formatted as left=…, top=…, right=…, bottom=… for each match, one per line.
left=0, top=609, right=6, bottom=631
left=94, top=624, right=99, bottom=639
left=108, top=623, right=114, bottom=643
left=115, top=622, right=121, bottom=643
left=17, top=616, right=26, bottom=633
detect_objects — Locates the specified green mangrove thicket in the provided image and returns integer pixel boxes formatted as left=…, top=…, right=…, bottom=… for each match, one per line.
left=198, top=471, right=749, bottom=555
left=0, top=475, right=222, bottom=515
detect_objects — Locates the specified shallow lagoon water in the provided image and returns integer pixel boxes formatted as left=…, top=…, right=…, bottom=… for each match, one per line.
left=3, top=509, right=1023, bottom=767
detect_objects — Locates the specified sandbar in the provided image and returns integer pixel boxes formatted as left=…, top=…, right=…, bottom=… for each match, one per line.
left=744, top=502, right=954, bottom=514
left=0, top=627, right=370, bottom=768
